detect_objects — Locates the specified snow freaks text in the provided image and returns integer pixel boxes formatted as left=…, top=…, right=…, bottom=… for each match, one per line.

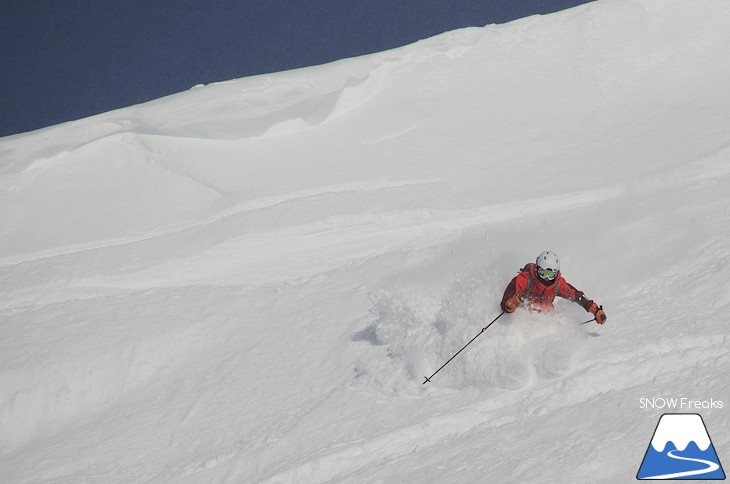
left=640, top=398, right=724, bottom=410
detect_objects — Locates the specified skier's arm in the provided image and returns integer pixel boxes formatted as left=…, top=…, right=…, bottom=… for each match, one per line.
left=558, top=280, right=597, bottom=309
left=558, top=280, right=607, bottom=323
left=501, top=274, right=527, bottom=312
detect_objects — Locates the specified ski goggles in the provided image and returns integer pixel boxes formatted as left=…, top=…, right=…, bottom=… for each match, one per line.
left=537, top=267, right=558, bottom=280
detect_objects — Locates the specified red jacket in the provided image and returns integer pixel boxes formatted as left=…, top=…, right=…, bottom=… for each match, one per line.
left=501, top=263, right=596, bottom=313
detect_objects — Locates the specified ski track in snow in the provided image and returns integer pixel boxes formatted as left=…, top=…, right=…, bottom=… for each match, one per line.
left=254, top=337, right=727, bottom=483
left=0, top=178, right=439, bottom=268
left=1, top=181, right=624, bottom=313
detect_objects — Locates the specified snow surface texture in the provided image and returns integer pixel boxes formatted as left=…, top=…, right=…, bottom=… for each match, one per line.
left=2, top=0, right=730, bottom=482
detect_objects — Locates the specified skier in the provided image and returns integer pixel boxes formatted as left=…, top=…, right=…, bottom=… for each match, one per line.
left=500, top=250, right=607, bottom=324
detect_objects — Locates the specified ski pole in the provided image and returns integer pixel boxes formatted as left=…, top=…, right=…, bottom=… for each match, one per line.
left=580, top=305, right=604, bottom=325
left=423, top=310, right=506, bottom=385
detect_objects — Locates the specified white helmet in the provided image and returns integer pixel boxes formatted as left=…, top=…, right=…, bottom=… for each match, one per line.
left=536, top=250, right=560, bottom=281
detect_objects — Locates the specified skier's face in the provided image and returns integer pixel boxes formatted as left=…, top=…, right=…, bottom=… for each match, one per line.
left=537, top=267, right=557, bottom=281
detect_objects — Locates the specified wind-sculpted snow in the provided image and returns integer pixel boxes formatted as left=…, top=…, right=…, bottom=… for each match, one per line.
left=2, top=0, right=730, bottom=482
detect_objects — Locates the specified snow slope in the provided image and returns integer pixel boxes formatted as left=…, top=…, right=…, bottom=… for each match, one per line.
left=2, top=0, right=730, bottom=482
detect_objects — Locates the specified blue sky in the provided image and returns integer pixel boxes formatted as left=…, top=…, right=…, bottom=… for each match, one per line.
left=1, top=0, right=594, bottom=137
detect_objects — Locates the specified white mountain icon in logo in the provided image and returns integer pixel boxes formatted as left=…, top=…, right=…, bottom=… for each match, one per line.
left=637, top=413, right=725, bottom=480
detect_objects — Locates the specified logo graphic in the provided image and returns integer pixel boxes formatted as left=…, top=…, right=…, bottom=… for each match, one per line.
left=637, top=413, right=725, bottom=480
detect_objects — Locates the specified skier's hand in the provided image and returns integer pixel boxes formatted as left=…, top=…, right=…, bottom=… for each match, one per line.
left=504, top=295, right=522, bottom=313
left=587, top=302, right=607, bottom=324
